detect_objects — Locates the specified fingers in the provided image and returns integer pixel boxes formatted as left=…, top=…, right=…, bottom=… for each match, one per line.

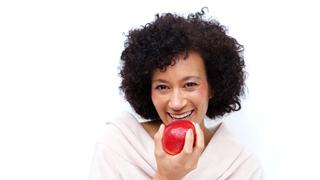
left=154, top=124, right=165, bottom=156
left=182, top=123, right=205, bottom=155
left=193, top=123, right=205, bottom=155
left=183, top=129, right=194, bottom=154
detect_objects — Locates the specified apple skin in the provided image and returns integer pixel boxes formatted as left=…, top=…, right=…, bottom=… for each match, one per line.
left=162, top=120, right=196, bottom=155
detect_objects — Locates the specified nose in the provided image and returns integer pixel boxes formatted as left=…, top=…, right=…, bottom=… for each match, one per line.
left=168, top=89, right=186, bottom=111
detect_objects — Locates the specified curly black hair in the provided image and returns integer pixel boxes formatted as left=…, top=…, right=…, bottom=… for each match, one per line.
left=119, top=8, right=246, bottom=121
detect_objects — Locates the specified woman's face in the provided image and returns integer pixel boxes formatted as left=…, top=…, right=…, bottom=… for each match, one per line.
left=151, top=52, right=211, bottom=125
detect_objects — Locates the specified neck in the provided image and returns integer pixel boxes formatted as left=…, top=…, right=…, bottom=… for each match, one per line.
left=199, top=121, right=215, bottom=147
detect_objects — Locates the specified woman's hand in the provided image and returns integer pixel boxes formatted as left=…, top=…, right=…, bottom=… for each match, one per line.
left=153, top=123, right=205, bottom=180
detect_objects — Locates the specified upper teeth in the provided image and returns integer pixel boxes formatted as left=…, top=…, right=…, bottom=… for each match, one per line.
left=169, top=111, right=192, bottom=119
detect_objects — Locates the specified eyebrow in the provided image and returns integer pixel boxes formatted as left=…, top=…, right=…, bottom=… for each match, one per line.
left=152, top=76, right=201, bottom=83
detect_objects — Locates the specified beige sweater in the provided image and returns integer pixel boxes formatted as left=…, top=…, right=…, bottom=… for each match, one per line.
left=89, top=112, right=264, bottom=180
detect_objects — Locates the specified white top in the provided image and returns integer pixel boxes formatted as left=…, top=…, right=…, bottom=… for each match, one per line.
left=88, top=112, right=264, bottom=180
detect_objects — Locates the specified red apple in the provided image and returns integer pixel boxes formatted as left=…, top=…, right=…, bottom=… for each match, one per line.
left=162, top=120, right=196, bottom=155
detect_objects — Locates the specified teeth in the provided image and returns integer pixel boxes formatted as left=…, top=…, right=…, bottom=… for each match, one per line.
left=169, top=111, right=192, bottom=119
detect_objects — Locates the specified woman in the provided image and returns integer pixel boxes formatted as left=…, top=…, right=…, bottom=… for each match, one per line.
left=89, top=9, right=263, bottom=180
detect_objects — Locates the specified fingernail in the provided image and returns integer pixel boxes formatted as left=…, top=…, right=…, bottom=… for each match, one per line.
left=195, top=123, right=200, bottom=128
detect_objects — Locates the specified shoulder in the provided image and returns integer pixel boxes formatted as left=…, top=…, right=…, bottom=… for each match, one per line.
left=226, top=151, right=264, bottom=180
left=214, top=123, right=264, bottom=179
left=89, top=112, right=155, bottom=179
left=95, top=111, right=140, bottom=144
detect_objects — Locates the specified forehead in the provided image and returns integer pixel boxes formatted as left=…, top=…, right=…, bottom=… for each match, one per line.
left=152, top=52, right=207, bottom=80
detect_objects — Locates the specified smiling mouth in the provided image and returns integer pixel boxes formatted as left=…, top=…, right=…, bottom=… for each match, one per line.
left=168, top=110, right=193, bottom=120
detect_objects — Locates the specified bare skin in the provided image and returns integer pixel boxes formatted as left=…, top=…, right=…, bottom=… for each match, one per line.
left=145, top=52, right=216, bottom=179
left=142, top=120, right=216, bottom=180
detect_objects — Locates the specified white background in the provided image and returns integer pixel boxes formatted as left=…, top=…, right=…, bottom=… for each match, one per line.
left=1, top=0, right=320, bottom=179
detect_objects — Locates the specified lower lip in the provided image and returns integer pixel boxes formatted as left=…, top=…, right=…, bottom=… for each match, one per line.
left=170, top=111, right=194, bottom=122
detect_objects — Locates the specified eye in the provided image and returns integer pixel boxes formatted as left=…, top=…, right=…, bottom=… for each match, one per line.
left=184, top=82, right=198, bottom=88
left=155, top=85, right=169, bottom=91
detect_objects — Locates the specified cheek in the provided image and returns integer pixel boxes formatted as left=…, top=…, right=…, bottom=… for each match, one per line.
left=197, top=84, right=209, bottom=98
left=151, top=93, right=158, bottom=107
left=192, top=85, right=210, bottom=112
left=151, top=93, right=162, bottom=110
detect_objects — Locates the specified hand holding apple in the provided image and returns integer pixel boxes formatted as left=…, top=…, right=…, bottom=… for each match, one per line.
left=153, top=122, right=204, bottom=180
left=162, top=120, right=196, bottom=155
